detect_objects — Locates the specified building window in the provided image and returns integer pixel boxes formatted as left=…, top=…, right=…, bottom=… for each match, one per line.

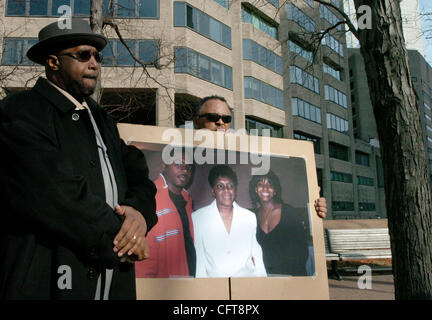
left=324, top=85, right=347, bottom=108
left=6, top=0, right=27, bottom=15
left=286, top=3, right=315, bottom=32
left=289, top=40, right=313, bottom=62
left=101, top=89, right=156, bottom=125
left=104, top=0, right=159, bottom=18
left=102, top=39, right=158, bottom=66
left=331, top=0, right=341, bottom=7
left=73, top=0, right=90, bottom=16
left=294, top=132, right=321, bottom=154
left=174, top=2, right=231, bottom=49
left=244, top=77, right=284, bottom=109
left=6, top=0, right=50, bottom=16
left=242, top=39, right=282, bottom=75
left=241, top=5, right=278, bottom=39
left=266, top=0, right=279, bottom=8
left=321, top=33, right=344, bottom=57
left=1, top=38, right=37, bottom=65
left=332, top=201, right=354, bottom=211
left=357, top=176, right=374, bottom=186
left=323, top=63, right=341, bottom=81
left=327, top=113, right=349, bottom=135
left=291, top=98, right=322, bottom=124
left=329, top=142, right=349, bottom=161
left=355, top=151, right=370, bottom=166
left=330, top=171, right=352, bottom=183
left=213, top=0, right=229, bottom=9
left=359, top=202, right=376, bottom=211
left=304, top=0, right=314, bottom=8
left=320, top=5, right=342, bottom=31
left=290, top=65, right=320, bottom=94
left=174, top=47, right=233, bottom=90
left=245, top=117, right=283, bottom=138
left=5, top=0, right=159, bottom=17
left=30, top=0, right=48, bottom=15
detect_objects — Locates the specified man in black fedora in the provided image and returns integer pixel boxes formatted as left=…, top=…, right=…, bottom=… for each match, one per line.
left=0, top=19, right=157, bottom=299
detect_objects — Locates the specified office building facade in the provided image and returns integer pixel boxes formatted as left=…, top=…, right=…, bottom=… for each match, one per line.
left=349, top=47, right=432, bottom=198
left=0, top=0, right=385, bottom=219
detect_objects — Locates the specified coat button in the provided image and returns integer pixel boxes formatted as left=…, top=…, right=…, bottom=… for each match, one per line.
left=87, top=268, right=97, bottom=279
left=90, top=160, right=96, bottom=167
left=72, top=113, right=80, bottom=121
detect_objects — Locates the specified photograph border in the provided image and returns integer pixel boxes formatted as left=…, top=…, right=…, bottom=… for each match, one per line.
left=118, top=123, right=329, bottom=300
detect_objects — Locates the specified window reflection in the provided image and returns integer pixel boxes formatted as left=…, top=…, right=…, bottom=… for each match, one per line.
left=30, top=0, right=48, bottom=15
left=174, top=47, right=233, bottom=90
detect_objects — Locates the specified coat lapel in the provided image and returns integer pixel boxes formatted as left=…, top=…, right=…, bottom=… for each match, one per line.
left=33, top=78, right=76, bottom=113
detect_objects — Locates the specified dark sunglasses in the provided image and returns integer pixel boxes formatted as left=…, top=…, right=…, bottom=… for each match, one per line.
left=198, top=113, right=232, bottom=123
left=58, top=50, right=103, bottom=63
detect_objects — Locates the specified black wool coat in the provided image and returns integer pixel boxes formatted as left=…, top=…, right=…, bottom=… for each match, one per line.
left=0, top=77, right=157, bottom=300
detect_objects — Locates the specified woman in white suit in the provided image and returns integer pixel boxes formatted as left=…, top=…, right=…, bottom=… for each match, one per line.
left=192, top=165, right=267, bottom=278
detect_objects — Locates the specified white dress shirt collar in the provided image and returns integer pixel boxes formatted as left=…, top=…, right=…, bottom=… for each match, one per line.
left=47, top=79, right=88, bottom=110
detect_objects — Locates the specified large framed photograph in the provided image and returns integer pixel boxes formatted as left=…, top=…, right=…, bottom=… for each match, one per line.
left=118, top=124, right=329, bottom=299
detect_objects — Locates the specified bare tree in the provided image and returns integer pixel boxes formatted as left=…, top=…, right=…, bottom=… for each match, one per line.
left=352, top=0, right=432, bottom=299
left=303, top=0, right=432, bottom=298
left=0, top=16, right=44, bottom=98
left=88, top=0, right=179, bottom=124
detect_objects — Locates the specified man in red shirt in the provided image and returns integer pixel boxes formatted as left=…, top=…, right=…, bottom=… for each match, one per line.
left=135, top=152, right=195, bottom=277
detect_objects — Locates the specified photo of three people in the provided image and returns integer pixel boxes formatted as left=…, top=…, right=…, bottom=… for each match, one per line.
left=135, top=144, right=315, bottom=279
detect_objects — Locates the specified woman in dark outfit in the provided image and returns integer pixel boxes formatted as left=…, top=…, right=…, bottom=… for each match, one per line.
left=249, top=171, right=311, bottom=276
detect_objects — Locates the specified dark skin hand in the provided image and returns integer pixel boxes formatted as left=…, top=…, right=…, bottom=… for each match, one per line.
left=113, top=205, right=149, bottom=262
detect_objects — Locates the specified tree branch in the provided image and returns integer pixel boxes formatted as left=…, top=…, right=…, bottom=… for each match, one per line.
left=313, top=0, right=360, bottom=39
left=102, top=18, right=172, bottom=96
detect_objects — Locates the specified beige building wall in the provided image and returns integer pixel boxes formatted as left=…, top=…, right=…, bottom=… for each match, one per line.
left=0, top=0, right=387, bottom=219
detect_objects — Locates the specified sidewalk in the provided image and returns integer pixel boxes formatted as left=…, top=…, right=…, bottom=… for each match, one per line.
left=328, top=273, right=395, bottom=300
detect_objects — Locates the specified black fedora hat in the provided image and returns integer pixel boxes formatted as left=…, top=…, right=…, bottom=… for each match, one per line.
left=27, top=18, right=107, bottom=65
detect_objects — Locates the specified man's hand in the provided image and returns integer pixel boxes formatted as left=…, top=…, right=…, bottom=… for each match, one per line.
left=113, top=205, right=149, bottom=261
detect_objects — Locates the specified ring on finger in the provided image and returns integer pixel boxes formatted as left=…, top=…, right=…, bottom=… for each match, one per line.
left=133, top=235, right=137, bottom=241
